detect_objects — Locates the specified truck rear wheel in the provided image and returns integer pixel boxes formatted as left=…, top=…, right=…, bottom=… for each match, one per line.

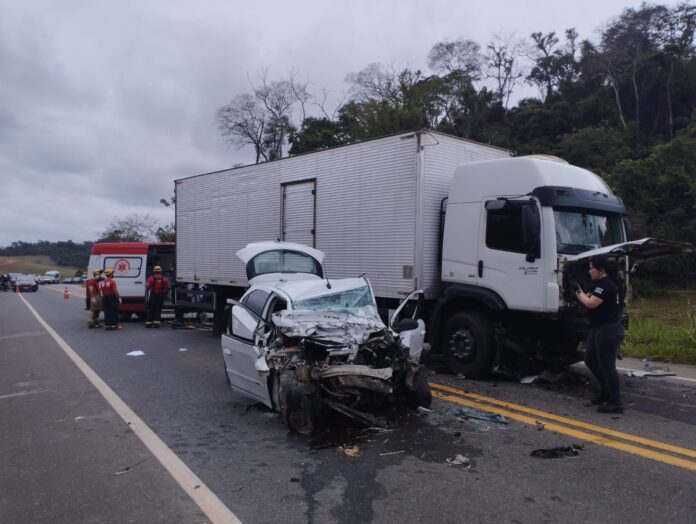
left=443, top=311, right=495, bottom=378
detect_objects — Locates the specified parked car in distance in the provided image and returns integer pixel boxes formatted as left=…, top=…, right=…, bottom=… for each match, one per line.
left=222, top=242, right=431, bottom=435
left=43, top=270, right=61, bottom=284
left=15, top=275, right=38, bottom=292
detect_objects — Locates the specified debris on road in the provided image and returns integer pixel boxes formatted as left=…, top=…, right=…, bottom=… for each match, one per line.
left=337, top=444, right=360, bottom=459
left=446, top=454, right=471, bottom=469
left=535, top=421, right=545, bottom=431
left=530, top=444, right=584, bottom=459
left=126, top=350, right=145, bottom=357
left=178, top=347, right=188, bottom=352
left=626, top=370, right=676, bottom=378
left=379, top=450, right=405, bottom=457
left=520, top=375, right=539, bottom=384
left=444, top=405, right=508, bottom=424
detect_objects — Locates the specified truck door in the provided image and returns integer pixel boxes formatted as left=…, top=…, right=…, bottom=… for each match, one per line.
left=281, top=179, right=316, bottom=247
left=477, top=199, right=546, bottom=312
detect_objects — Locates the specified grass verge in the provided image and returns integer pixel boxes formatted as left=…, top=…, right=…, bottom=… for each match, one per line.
left=623, top=290, right=696, bottom=364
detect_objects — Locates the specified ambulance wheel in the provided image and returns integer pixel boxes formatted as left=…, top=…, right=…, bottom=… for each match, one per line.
left=443, top=311, right=495, bottom=378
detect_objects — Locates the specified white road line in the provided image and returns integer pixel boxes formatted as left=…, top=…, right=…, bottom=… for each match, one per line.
left=18, top=293, right=242, bottom=524
left=617, top=366, right=696, bottom=384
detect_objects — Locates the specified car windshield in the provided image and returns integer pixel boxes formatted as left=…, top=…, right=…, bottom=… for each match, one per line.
left=293, top=285, right=375, bottom=312
left=554, top=210, right=624, bottom=254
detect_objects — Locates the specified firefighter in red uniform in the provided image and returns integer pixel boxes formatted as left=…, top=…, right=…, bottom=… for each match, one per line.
left=145, top=265, right=170, bottom=328
left=99, top=268, right=122, bottom=330
left=86, top=269, right=103, bottom=328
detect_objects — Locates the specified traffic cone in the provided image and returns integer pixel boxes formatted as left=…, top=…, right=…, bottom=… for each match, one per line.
left=64, top=287, right=70, bottom=300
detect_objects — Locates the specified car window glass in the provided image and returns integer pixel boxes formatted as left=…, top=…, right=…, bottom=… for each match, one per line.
left=242, top=289, right=270, bottom=317
left=104, top=256, right=143, bottom=278
left=248, top=250, right=322, bottom=278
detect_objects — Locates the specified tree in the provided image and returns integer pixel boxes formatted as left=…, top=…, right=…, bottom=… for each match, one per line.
left=485, top=35, right=527, bottom=113
left=527, top=31, right=561, bottom=101
left=217, top=94, right=267, bottom=163
left=427, top=38, right=482, bottom=79
left=97, top=214, right=157, bottom=242
left=654, top=3, right=696, bottom=138
left=217, top=72, right=310, bottom=163
left=288, top=117, right=347, bottom=155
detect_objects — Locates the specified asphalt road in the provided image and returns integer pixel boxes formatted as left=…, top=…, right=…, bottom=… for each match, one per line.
left=2, top=286, right=696, bottom=523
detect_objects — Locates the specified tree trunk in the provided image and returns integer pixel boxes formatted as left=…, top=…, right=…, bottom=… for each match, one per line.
left=632, top=60, right=640, bottom=135
left=610, top=78, right=628, bottom=130
left=666, top=60, right=674, bottom=140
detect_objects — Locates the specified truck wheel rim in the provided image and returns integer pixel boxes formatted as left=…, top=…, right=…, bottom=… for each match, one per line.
left=450, top=329, right=476, bottom=363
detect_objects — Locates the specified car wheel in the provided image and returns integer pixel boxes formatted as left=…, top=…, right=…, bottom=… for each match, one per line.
left=406, top=369, right=432, bottom=408
left=280, top=370, right=317, bottom=435
left=442, top=311, right=495, bottom=378
left=269, top=371, right=281, bottom=412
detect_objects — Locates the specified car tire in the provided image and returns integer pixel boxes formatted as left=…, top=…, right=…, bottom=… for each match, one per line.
left=269, top=371, right=281, bottom=412
left=442, top=311, right=495, bottom=378
left=280, top=370, right=317, bottom=435
left=406, top=369, right=432, bottom=409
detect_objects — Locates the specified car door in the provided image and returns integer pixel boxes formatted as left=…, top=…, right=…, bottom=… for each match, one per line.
left=221, top=289, right=273, bottom=408
left=389, top=289, right=426, bottom=360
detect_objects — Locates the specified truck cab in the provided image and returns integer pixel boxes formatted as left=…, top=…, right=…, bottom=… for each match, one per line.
left=438, top=156, right=692, bottom=377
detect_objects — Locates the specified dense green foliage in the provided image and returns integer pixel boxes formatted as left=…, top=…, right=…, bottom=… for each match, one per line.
left=0, top=241, right=93, bottom=268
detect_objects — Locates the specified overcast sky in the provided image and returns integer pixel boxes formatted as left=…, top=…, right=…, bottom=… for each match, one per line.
left=0, top=0, right=680, bottom=247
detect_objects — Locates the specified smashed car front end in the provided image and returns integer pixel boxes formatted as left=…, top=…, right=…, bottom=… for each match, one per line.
left=266, top=288, right=431, bottom=434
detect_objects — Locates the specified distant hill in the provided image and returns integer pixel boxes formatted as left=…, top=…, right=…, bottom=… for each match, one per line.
left=0, top=255, right=81, bottom=278
left=0, top=240, right=92, bottom=268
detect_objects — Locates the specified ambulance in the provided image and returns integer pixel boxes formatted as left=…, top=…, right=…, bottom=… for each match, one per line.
left=88, top=242, right=175, bottom=317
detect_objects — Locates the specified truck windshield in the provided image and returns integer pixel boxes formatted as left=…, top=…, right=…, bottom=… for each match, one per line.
left=553, top=210, right=623, bottom=254
left=293, top=285, right=375, bottom=312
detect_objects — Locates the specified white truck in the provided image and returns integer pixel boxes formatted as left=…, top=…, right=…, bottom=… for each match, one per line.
left=175, top=130, right=691, bottom=377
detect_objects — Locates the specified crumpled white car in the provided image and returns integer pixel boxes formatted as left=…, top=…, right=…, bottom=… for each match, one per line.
left=222, top=241, right=432, bottom=434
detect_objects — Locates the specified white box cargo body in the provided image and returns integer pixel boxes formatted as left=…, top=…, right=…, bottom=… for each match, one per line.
left=175, top=130, right=510, bottom=300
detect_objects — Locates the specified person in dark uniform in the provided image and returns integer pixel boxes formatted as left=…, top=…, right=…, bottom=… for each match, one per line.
left=145, top=265, right=170, bottom=328
left=99, top=268, right=122, bottom=330
left=575, top=255, right=624, bottom=413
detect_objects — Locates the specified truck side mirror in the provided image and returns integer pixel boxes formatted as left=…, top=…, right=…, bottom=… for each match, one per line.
left=521, top=203, right=541, bottom=262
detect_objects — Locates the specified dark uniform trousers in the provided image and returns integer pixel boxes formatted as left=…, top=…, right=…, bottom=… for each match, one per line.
left=584, top=323, right=625, bottom=404
left=147, top=293, right=166, bottom=325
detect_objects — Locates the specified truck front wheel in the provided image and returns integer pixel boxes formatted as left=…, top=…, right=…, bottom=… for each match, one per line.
left=443, top=311, right=495, bottom=378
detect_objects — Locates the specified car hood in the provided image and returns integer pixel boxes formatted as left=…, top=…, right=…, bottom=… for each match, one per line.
left=272, top=306, right=385, bottom=345
left=561, top=237, right=694, bottom=262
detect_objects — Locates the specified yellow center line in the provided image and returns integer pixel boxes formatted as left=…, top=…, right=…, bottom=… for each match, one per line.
left=430, top=381, right=696, bottom=461
left=432, top=390, right=696, bottom=472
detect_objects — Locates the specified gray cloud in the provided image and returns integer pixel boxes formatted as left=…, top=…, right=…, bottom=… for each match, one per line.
left=0, top=0, right=679, bottom=246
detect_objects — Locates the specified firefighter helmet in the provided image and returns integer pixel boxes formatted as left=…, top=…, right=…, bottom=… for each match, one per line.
left=104, top=268, right=114, bottom=277
left=153, top=266, right=162, bottom=272
left=92, top=269, right=102, bottom=276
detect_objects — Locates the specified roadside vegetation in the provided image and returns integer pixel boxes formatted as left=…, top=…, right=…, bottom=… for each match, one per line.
left=624, top=289, right=696, bottom=364
left=0, top=255, right=81, bottom=279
